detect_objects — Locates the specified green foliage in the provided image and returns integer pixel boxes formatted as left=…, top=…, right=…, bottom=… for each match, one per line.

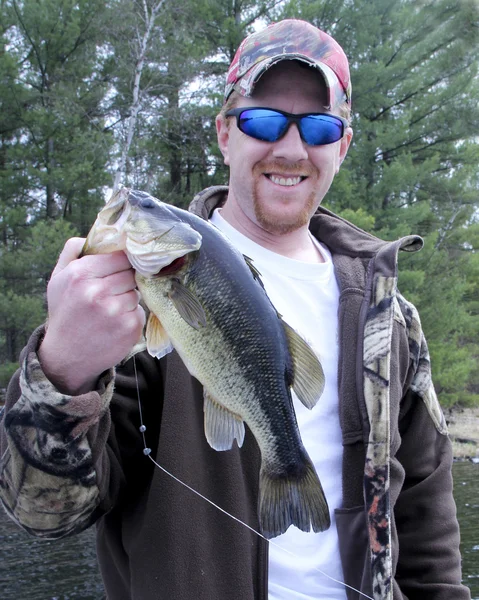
left=18, top=219, right=79, bottom=284
left=3, top=0, right=111, bottom=224
left=338, top=208, right=376, bottom=232
left=0, top=217, right=78, bottom=362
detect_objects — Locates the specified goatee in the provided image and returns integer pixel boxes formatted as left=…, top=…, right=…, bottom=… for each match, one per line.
left=252, top=160, right=318, bottom=235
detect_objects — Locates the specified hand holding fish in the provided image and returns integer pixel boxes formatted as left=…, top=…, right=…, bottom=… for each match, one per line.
left=38, top=237, right=146, bottom=395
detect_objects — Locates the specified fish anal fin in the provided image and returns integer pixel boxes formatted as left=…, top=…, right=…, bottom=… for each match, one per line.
left=203, top=390, right=245, bottom=451
left=282, top=320, right=325, bottom=409
left=146, top=312, right=174, bottom=359
left=168, top=279, right=207, bottom=330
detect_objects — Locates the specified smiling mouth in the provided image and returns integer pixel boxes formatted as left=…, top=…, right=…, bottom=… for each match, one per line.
left=266, top=174, right=305, bottom=187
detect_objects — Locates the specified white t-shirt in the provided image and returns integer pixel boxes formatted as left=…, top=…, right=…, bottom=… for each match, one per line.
left=210, top=210, right=346, bottom=600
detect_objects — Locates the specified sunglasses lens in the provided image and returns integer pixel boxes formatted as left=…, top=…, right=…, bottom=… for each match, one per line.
left=235, top=109, right=345, bottom=146
left=238, top=109, right=288, bottom=142
left=301, top=115, right=344, bottom=145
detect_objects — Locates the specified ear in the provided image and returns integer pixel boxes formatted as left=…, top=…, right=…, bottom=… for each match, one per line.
left=337, top=127, right=353, bottom=171
left=216, top=114, right=230, bottom=166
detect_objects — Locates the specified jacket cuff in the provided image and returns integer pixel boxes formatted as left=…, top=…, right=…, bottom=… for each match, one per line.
left=5, top=325, right=115, bottom=476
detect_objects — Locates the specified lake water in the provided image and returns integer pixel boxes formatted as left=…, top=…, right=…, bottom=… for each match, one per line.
left=0, top=462, right=477, bottom=599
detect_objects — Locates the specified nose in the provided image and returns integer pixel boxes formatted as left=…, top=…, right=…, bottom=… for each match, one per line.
left=271, top=123, right=308, bottom=161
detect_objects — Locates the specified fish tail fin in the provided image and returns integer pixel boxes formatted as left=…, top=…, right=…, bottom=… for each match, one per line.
left=258, top=457, right=330, bottom=539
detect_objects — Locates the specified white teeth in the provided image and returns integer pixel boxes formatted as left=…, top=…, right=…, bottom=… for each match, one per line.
left=269, top=175, right=302, bottom=187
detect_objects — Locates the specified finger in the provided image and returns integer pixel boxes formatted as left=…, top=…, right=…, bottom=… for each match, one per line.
left=53, top=238, right=86, bottom=274
left=107, top=289, right=141, bottom=317
left=102, top=268, right=138, bottom=296
left=77, top=251, right=133, bottom=279
left=124, top=289, right=142, bottom=312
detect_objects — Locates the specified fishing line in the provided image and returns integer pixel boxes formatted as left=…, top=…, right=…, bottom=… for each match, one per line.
left=132, top=357, right=374, bottom=600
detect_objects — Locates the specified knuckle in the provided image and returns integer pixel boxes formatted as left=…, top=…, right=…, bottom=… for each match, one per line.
left=105, top=298, right=121, bottom=318
left=84, top=281, right=105, bottom=306
left=66, top=258, right=95, bottom=284
left=67, top=266, right=86, bottom=287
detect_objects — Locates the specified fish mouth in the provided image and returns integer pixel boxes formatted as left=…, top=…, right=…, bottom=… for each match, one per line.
left=154, top=254, right=188, bottom=276
left=83, top=188, right=202, bottom=276
left=82, top=188, right=131, bottom=255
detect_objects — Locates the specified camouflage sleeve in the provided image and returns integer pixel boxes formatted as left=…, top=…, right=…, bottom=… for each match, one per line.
left=394, top=294, right=470, bottom=599
left=396, top=293, right=447, bottom=434
left=0, top=326, right=115, bottom=539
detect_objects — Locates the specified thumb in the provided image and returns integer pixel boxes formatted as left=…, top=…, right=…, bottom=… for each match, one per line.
left=52, top=237, right=86, bottom=276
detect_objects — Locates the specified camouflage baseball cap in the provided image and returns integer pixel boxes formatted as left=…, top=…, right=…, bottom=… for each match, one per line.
left=225, top=19, right=351, bottom=109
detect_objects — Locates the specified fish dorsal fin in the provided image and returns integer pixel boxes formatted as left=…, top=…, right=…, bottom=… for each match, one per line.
left=203, top=390, right=245, bottom=451
left=167, top=279, right=207, bottom=330
left=146, top=312, right=174, bottom=359
left=282, top=320, right=325, bottom=409
left=243, top=254, right=264, bottom=287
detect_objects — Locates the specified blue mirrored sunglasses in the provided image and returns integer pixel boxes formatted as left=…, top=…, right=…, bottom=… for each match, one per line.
left=225, top=107, right=348, bottom=146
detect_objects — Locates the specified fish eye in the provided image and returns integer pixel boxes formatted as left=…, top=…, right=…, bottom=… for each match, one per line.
left=140, top=199, right=156, bottom=209
left=130, top=190, right=157, bottom=209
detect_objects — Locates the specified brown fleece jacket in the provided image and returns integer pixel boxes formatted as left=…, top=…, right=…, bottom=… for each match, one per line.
left=0, top=186, right=470, bottom=600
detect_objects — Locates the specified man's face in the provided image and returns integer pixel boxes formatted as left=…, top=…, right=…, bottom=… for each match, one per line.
left=216, top=62, right=352, bottom=236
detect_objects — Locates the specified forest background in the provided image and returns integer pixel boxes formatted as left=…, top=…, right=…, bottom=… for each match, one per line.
left=0, top=0, right=478, bottom=408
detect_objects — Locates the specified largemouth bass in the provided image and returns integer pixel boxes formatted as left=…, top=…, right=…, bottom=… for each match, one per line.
left=83, top=188, right=330, bottom=538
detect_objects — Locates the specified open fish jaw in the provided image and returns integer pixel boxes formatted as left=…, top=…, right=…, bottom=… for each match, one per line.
left=123, top=190, right=202, bottom=277
left=82, top=188, right=132, bottom=255
left=124, top=220, right=201, bottom=278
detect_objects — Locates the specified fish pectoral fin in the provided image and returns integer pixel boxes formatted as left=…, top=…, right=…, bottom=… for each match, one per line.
left=203, top=390, right=245, bottom=451
left=168, top=280, right=207, bottom=330
left=146, top=313, right=174, bottom=359
left=282, top=320, right=325, bottom=409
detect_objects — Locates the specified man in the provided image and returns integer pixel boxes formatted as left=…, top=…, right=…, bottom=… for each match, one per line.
left=0, top=19, right=470, bottom=600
